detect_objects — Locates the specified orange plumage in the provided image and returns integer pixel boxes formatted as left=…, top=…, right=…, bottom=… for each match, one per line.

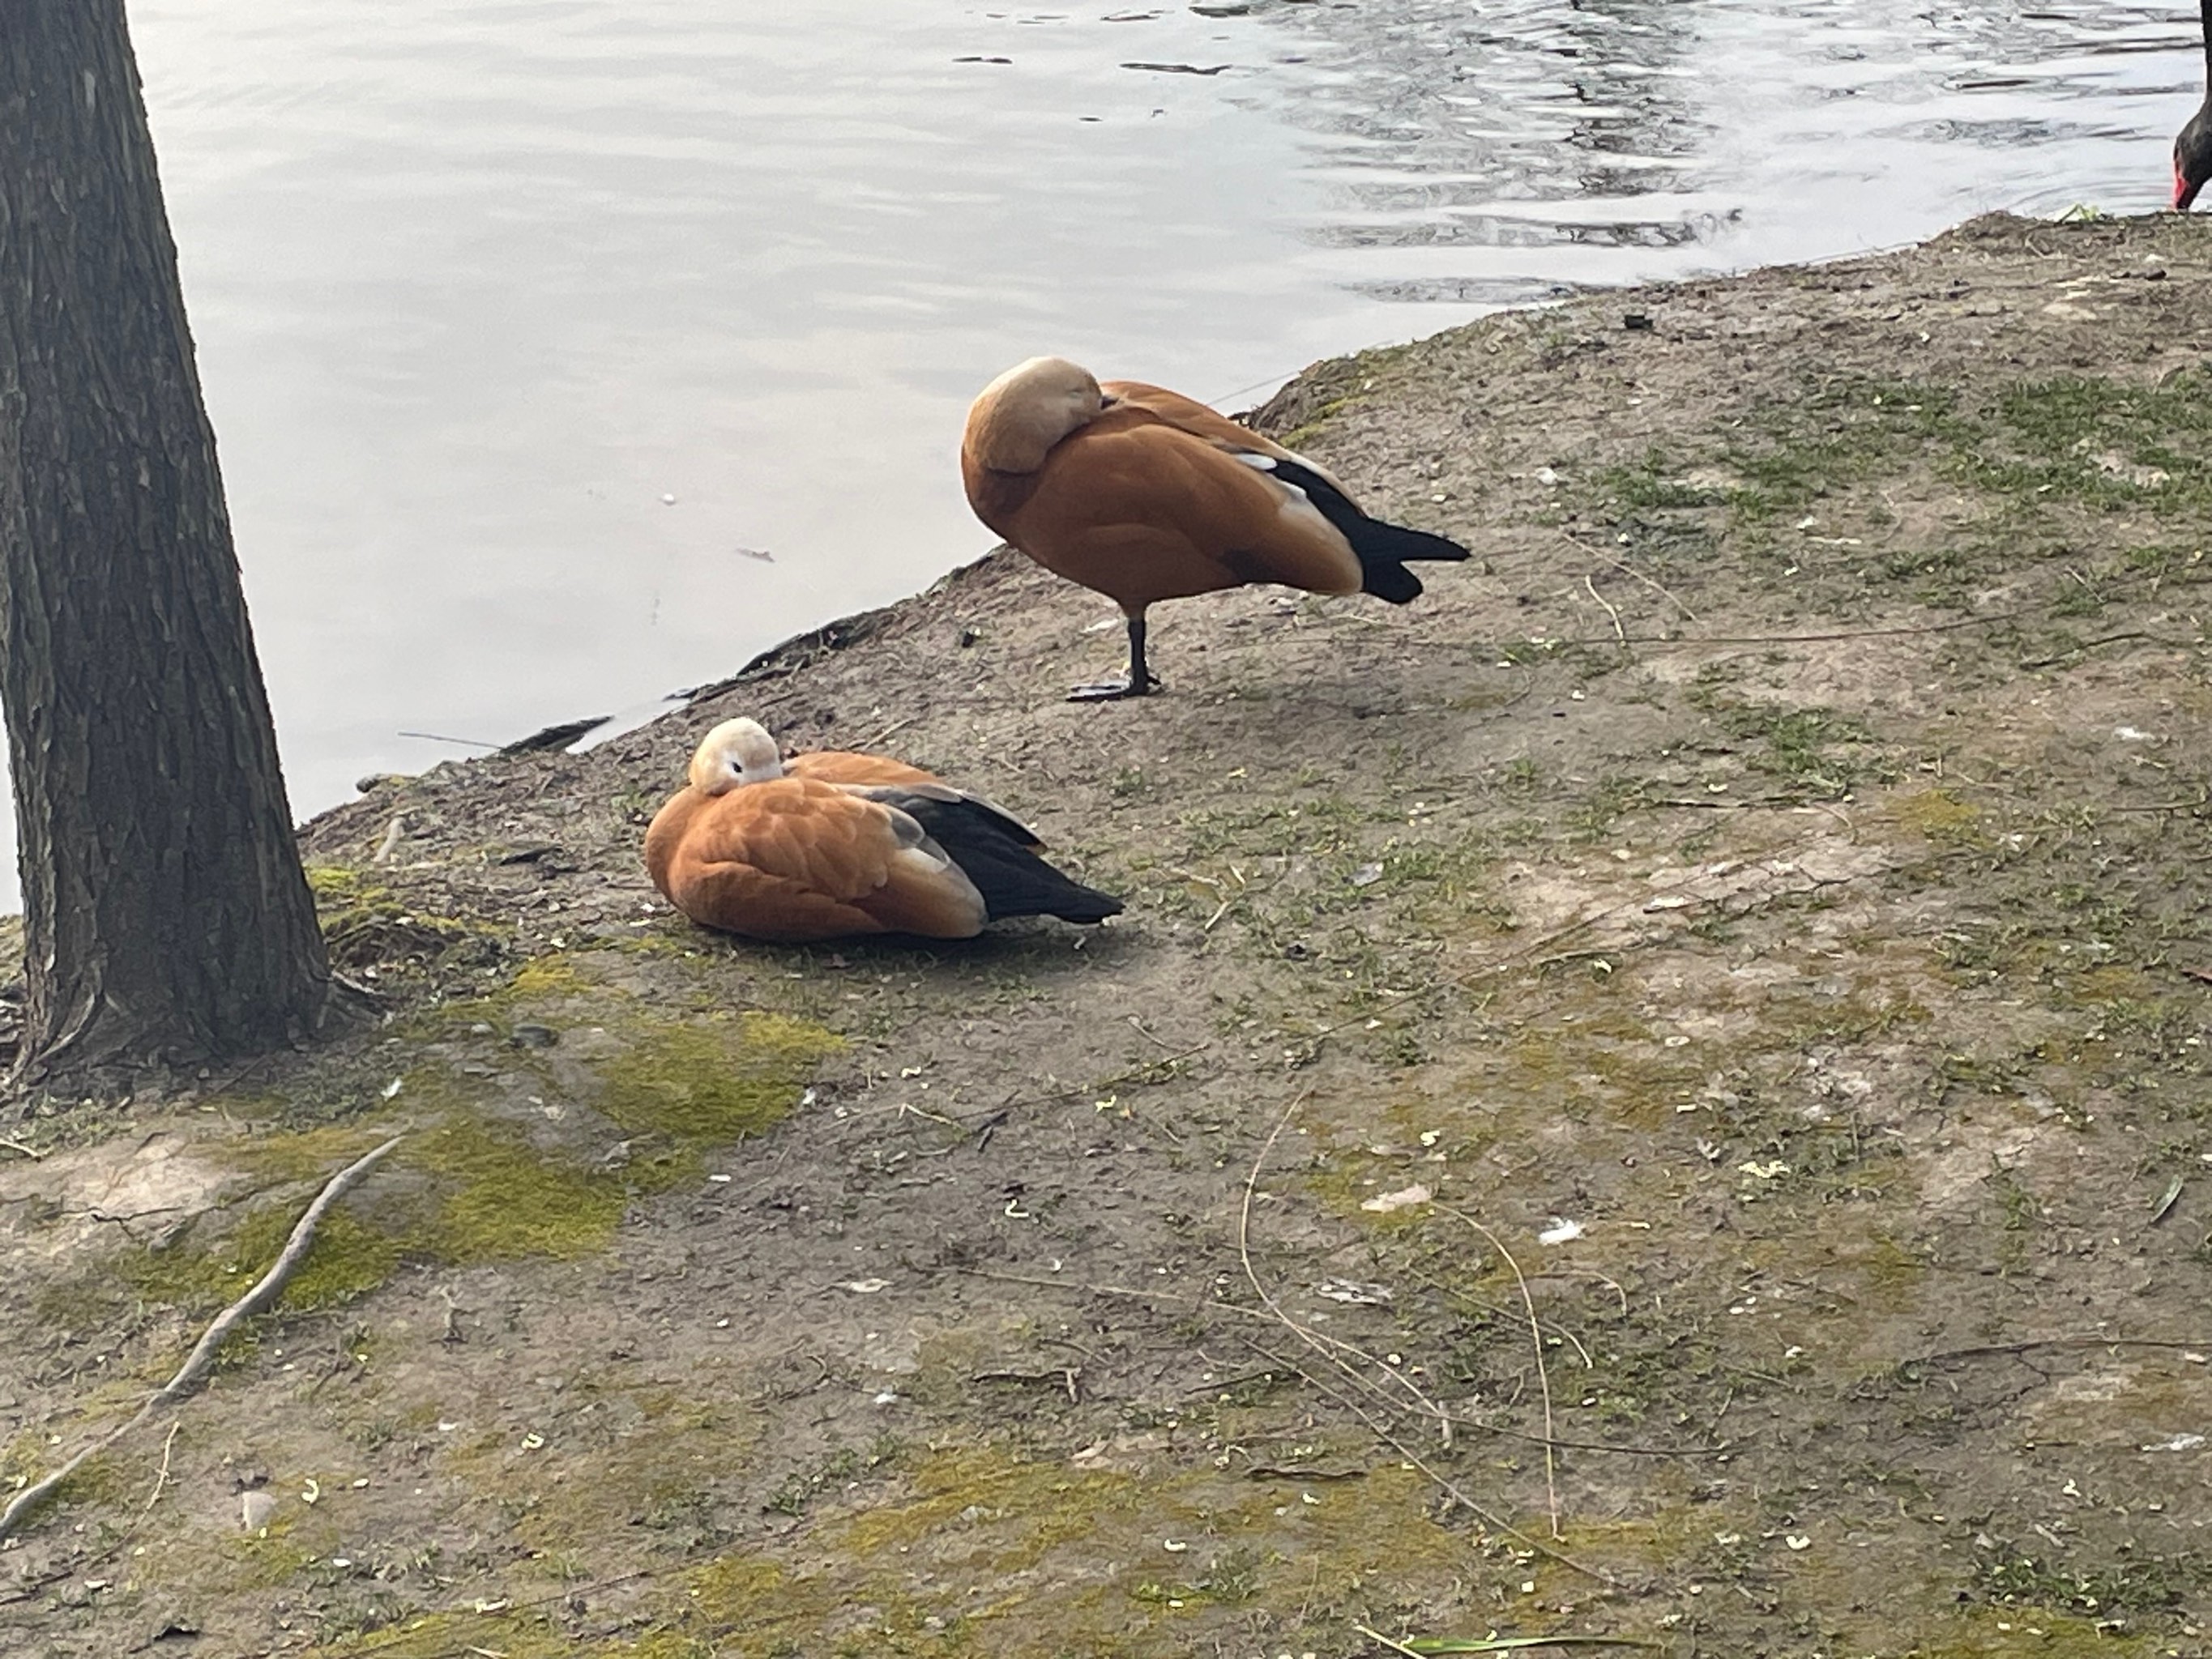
left=783, top=749, right=939, bottom=791
left=643, top=719, right=1119, bottom=944
left=961, top=356, right=1469, bottom=699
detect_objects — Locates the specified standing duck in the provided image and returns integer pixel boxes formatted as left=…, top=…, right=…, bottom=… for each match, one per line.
left=2178, top=0, right=2212, bottom=207
left=961, top=356, right=1470, bottom=700
left=643, top=718, right=1121, bottom=943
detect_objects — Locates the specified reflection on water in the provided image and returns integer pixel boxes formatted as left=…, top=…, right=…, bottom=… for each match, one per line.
left=2, top=2, right=2205, bottom=900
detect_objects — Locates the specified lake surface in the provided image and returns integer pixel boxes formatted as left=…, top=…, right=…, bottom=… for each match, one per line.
left=6, top=2, right=2208, bottom=898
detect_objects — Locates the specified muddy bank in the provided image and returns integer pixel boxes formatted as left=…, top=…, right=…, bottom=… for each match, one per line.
left=3, top=211, right=2211, bottom=1658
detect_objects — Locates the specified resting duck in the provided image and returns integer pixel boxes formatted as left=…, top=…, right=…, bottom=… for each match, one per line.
left=643, top=718, right=1121, bottom=943
left=960, top=356, right=1471, bottom=700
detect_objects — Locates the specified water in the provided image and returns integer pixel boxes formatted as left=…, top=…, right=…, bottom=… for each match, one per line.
left=5, top=1, right=2206, bottom=901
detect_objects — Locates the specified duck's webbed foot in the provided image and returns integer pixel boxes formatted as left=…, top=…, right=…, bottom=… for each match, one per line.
left=1066, top=672, right=1157, bottom=702
left=1068, top=613, right=1159, bottom=702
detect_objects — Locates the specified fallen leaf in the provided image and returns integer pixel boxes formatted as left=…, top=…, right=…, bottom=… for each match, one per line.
left=1361, top=1184, right=1433, bottom=1214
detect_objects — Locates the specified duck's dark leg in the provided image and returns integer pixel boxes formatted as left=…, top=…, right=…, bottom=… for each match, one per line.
left=1069, top=612, right=1160, bottom=702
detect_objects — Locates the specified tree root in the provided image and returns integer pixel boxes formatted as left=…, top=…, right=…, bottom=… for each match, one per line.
left=0, top=1134, right=402, bottom=1541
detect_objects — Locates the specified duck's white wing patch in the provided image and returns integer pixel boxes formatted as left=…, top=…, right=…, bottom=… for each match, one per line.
left=1234, top=454, right=1346, bottom=542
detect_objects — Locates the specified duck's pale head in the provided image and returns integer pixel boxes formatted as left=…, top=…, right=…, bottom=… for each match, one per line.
left=964, top=356, right=1116, bottom=473
left=690, top=717, right=785, bottom=795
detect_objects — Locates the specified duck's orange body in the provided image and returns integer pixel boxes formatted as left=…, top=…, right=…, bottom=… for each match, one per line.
left=782, top=749, right=939, bottom=791
left=960, top=356, right=1469, bottom=698
left=643, top=719, right=1119, bottom=944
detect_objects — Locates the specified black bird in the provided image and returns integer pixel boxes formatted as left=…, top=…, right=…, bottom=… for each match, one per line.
left=2176, top=0, right=2212, bottom=208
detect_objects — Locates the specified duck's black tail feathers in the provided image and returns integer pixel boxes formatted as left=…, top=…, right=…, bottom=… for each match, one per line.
left=898, top=796, right=1124, bottom=924
left=1268, top=455, right=1471, bottom=604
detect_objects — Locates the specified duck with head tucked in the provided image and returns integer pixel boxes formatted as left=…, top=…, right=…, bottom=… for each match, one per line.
left=644, top=718, right=1122, bottom=943
left=961, top=356, right=1471, bottom=699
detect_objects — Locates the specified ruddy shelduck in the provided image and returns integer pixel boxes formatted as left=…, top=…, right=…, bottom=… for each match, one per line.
left=961, top=356, right=1471, bottom=699
left=643, top=718, right=1122, bottom=943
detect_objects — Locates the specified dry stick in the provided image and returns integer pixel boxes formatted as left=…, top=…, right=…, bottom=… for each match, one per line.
left=851, top=714, right=919, bottom=753
left=0, top=1137, right=46, bottom=1160
left=1240, top=1333, right=1629, bottom=1590
left=1356, top=1626, right=1426, bottom=1659
left=1437, top=1202, right=1561, bottom=1540
left=1904, top=1334, right=2212, bottom=1367
left=0, top=1135, right=402, bottom=1542
left=1359, top=1631, right=1661, bottom=1655
left=1567, top=538, right=1701, bottom=623
left=1238, top=1094, right=1455, bottom=1448
left=1399, top=1262, right=1595, bottom=1368
left=2018, top=629, right=2167, bottom=669
left=136, top=1422, right=180, bottom=1528
left=1582, top=574, right=1627, bottom=646
left=1538, top=602, right=2046, bottom=653
left=954, top=1265, right=1699, bottom=1461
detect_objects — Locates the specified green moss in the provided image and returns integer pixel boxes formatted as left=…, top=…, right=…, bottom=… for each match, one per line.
left=1892, top=788, right=1986, bottom=844
left=126, top=1204, right=400, bottom=1314
left=833, top=1446, right=1136, bottom=1569
left=232, top=1124, right=395, bottom=1187
left=506, top=954, right=594, bottom=1001
left=303, top=1610, right=579, bottom=1659
left=305, top=864, right=505, bottom=975
left=0, top=1438, right=130, bottom=1510
left=399, top=1115, right=626, bottom=1262
left=304, top=864, right=372, bottom=900
left=594, top=1013, right=842, bottom=1145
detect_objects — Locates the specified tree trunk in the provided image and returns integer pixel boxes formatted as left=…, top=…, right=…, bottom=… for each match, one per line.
left=0, top=0, right=331, bottom=1084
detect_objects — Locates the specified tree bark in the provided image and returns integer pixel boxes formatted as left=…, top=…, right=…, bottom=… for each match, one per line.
left=0, top=0, right=331, bottom=1083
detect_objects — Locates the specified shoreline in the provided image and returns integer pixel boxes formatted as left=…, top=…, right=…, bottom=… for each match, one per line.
left=5, top=209, right=2210, bottom=1657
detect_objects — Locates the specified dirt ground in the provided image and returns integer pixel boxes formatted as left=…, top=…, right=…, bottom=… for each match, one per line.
left=3, top=210, right=2210, bottom=1659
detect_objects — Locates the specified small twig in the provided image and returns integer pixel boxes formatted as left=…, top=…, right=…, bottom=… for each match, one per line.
left=955, top=1265, right=1686, bottom=1459
left=1239, top=1094, right=1454, bottom=1447
left=1437, top=1202, right=1561, bottom=1538
left=1583, top=574, right=1627, bottom=646
left=1361, top=1633, right=1663, bottom=1654
left=137, top=1422, right=180, bottom=1527
left=1357, top=1626, right=1426, bottom=1658
left=0, top=1136, right=402, bottom=1541
left=971, top=1367, right=1083, bottom=1405
left=1902, top=1333, right=2212, bottom=1368
left=2018, top=629, right=2166, bottom=669
left=1125, top=1016, right=1181, bottom=1051
left=1240, top=1334, right=1629, bottom=1589
left=0, top=1137, right=46, bottom=1160
left=395, top=729, right=498, bottom=749
left=852, top=714, right=918, bottom=753
left=1553, top=531, right=1698, bottom=621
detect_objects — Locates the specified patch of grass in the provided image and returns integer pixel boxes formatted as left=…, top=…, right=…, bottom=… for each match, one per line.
left=1975, top=1543, right=2199, bottom=1616
left=1963, top=370, right=2212, bottom=517
left=1693, top=694, right=1887, bottom=796
left=1595, top=448, right=1727, bottom=510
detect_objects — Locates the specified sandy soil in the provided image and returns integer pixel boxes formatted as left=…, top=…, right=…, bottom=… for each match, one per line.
left=3, top=210, right=2210, bottom=1659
